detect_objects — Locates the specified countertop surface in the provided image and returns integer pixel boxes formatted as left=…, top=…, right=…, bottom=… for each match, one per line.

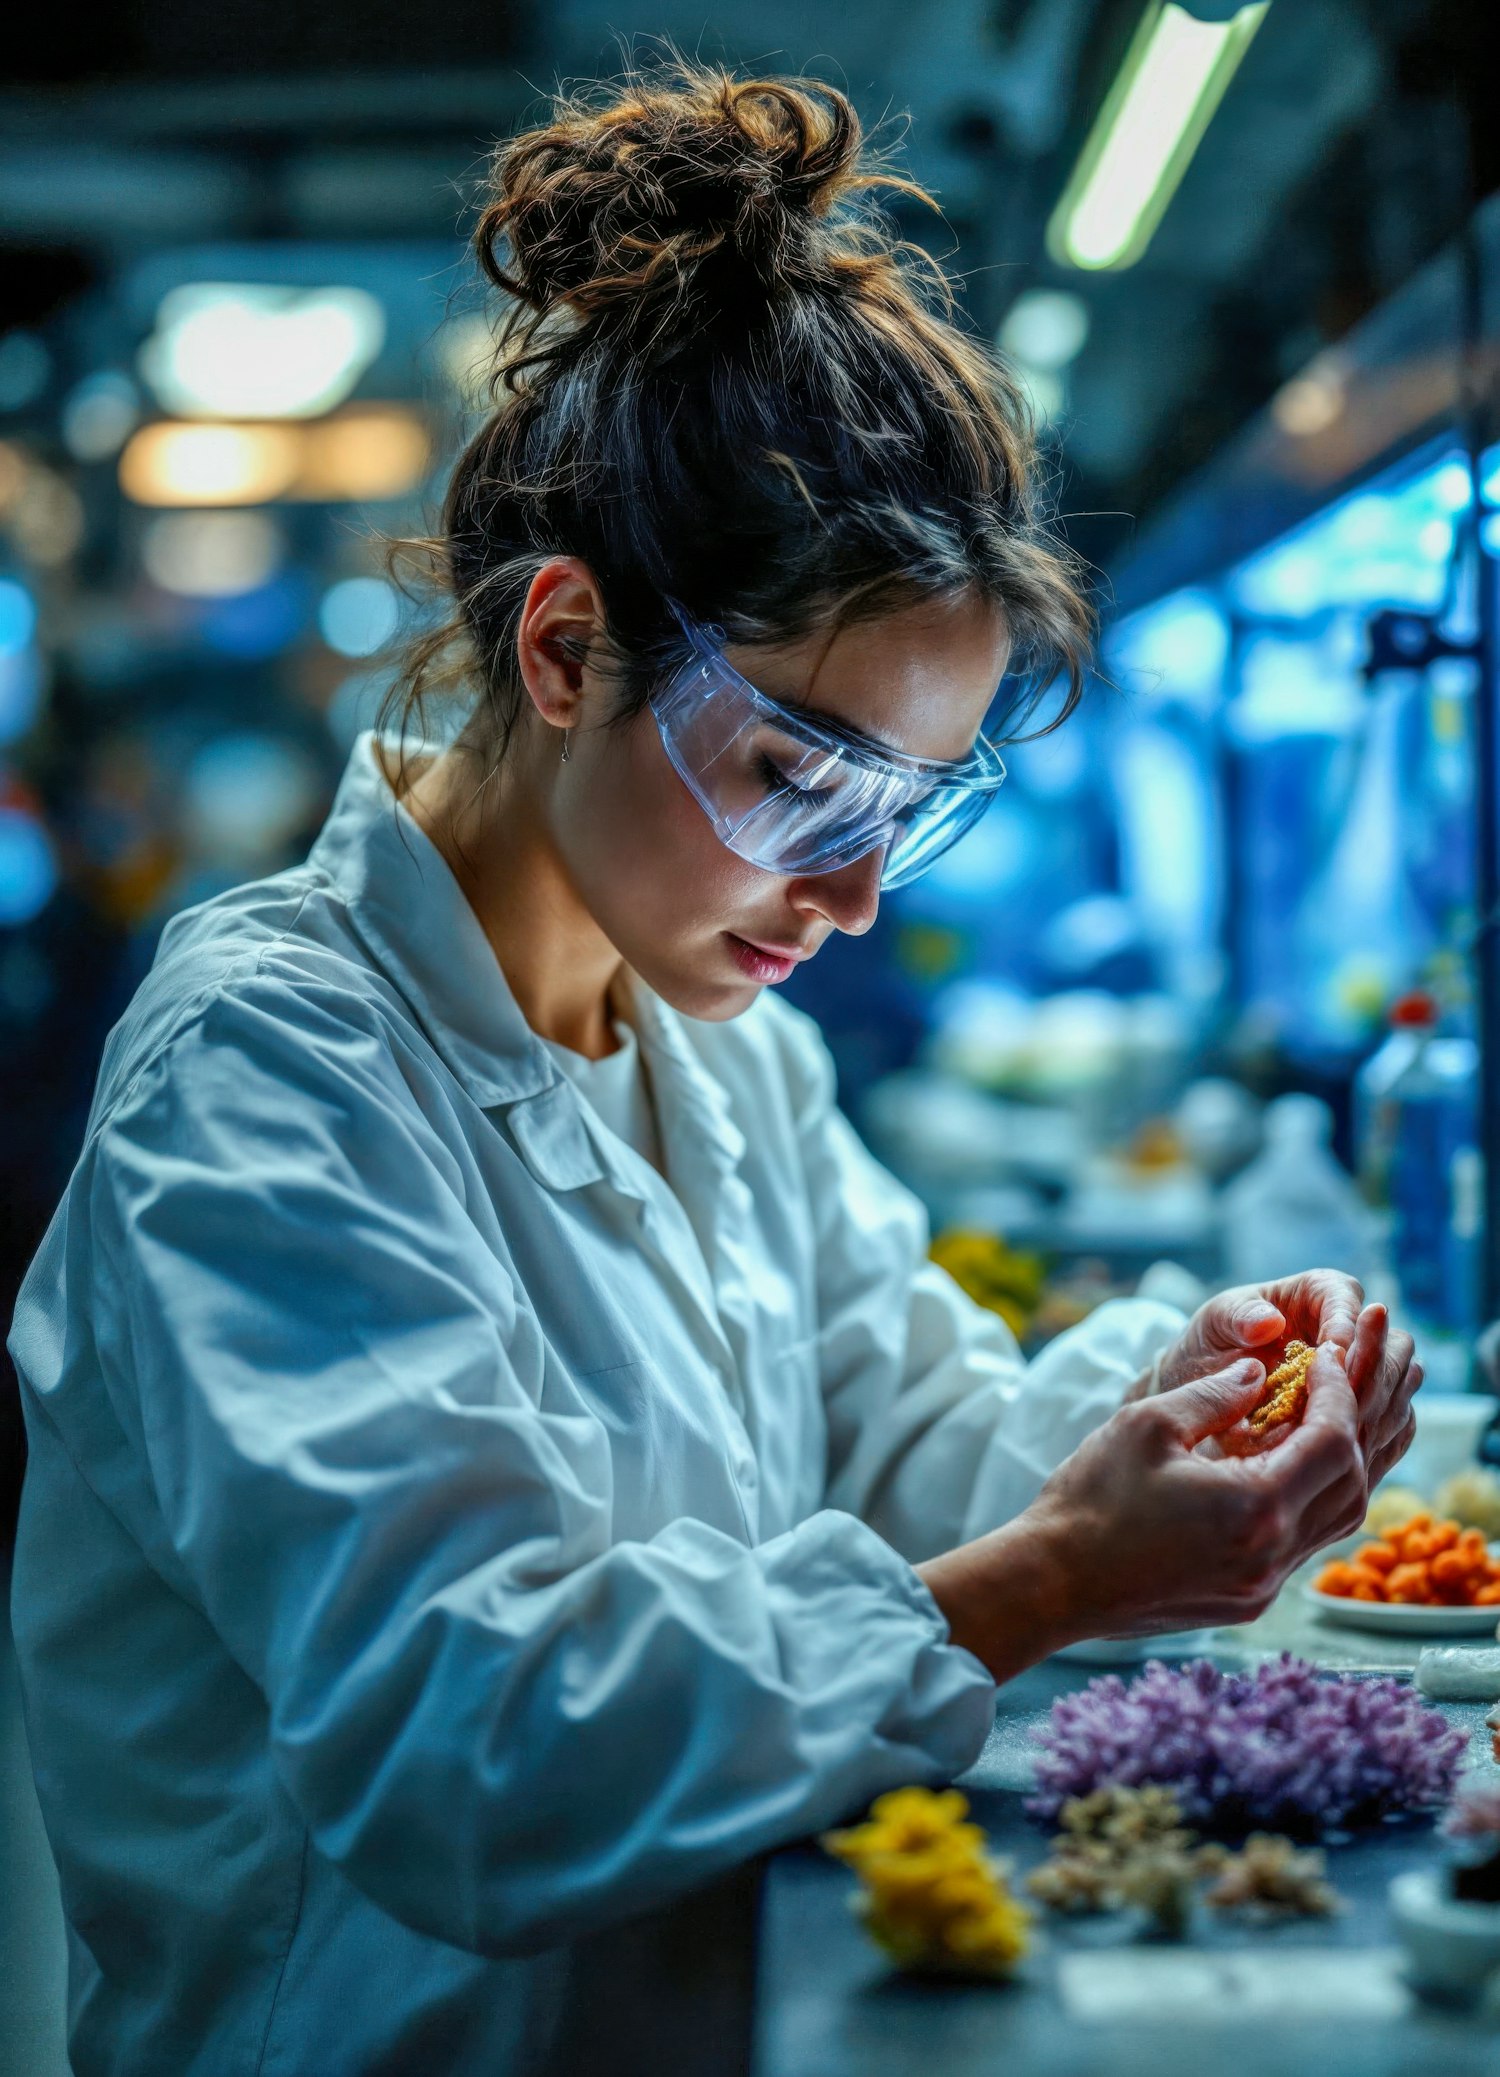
left=754, top=1570, right=1500, bottom=2077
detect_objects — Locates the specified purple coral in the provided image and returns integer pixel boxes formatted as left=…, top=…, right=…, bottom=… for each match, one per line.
left=1030, top=1655, right=1466, bottom=1833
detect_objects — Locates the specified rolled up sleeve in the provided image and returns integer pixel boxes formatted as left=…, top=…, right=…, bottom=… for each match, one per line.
left=88, top=979, right=994, bottom=1956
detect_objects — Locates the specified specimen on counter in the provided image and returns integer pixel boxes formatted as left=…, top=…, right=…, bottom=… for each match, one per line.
left=1316, top=1512, right=1500, bottom=1606
left=1434, top=1468, right=1500, bottom=1543
left=1057, top=1783, right=1191, bottom=1853
left=1441, top=1782, right=1500, bottom=1905
left=821, top=1787, right=1031, bottom=1980
left=928, top=1230, right=1044, bottom=1343
left=1025, top=1785, right=1341, bottom=1935
left=1114, top=1846, right=1200, bottom=1939
left=1365, top=1471, right=1500, bottom=1542
left=1414, top=1646, right=1500, bottom=1702
left=1364, top=1485, right=1428, bottom=1536
left=1025, top=1785, right=1202, bottom=1923
left=1029, top=1654, right=1467, bottom=1831
left=1198, top=1833, right=1340, bottom=1920
left=1247, top=1339, right=1315, bottom=1434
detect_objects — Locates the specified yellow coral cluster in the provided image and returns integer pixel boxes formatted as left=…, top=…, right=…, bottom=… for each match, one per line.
left=1363, top=1484, right=1428, bottom=1536
left=1248, top=1339, right=1315, bottom=1434
left=1435, top=1468, right=1500, bottom=1543
left=1365, top=1471, right=1500, bottom=1542
left=929, top=1230, right=1044, bottom=1342
left=822, top=1787, right=1031, bottom=1979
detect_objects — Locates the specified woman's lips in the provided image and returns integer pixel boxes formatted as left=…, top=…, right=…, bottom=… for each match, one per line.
left=725, top=933, right=810, bottom=984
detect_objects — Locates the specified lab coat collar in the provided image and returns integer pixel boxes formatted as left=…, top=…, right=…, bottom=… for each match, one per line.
left=308, top=732, right=747, bottom=1195
left=308, top=731, right=556, bottom=1115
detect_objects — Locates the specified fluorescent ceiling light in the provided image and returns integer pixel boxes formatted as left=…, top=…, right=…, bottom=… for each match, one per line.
left=1048, top=1, right=1271, bottom=272
left=139, top=284, right=386, bottom=420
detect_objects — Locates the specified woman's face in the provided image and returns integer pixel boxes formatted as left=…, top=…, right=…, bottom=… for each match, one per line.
left=553, top=587, right=1011, bottom=1021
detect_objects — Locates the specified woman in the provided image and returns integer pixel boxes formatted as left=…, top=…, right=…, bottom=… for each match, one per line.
left=11, top=63, right=1418, bottom=2077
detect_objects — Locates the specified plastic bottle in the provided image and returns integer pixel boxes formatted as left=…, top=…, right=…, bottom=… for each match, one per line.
left=1354, top=992, right=1440, bottom=1226
left=1356, top=995, right=1482, bottom=1335
left=1219, top=1093, right=1373, bottom=1288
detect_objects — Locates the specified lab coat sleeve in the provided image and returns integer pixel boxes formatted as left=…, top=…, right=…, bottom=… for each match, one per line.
left=779, top=1006, right=1187, bottom=1563
left=87, top=978, right=995, bottom=1958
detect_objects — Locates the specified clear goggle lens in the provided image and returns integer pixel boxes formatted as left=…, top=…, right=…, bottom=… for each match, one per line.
left=649, top=617, right=1007, bottom=891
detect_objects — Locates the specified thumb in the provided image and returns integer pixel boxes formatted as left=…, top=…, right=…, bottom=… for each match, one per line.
left=1156, top=1358, right=1266, bottom=1448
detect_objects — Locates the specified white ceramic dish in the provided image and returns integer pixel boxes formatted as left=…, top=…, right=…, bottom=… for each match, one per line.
left=1303, top=1585, right=1500, bottom=1637
left=1054, top=1628, right=1219, bottom=1666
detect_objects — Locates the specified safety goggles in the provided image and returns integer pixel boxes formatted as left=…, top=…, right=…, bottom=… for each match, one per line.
left=649, top=607, right=1007, bottom=890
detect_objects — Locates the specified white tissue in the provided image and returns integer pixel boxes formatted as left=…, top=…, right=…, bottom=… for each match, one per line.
left=1414, top=1646, right=1500, bottom=1701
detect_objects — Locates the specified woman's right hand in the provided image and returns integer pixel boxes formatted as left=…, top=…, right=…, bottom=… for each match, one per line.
left=917, top=1346, right=1366, bottom=1684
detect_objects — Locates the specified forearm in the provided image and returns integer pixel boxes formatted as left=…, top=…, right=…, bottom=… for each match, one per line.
left=916, top=1507, right=1080, bottom=1685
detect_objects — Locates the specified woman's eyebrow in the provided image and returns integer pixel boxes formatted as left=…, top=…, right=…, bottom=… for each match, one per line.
left=758, top=682, right=907, bottom=757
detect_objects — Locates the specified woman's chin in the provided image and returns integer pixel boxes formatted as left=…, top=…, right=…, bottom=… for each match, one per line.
left=637, top=958, right=763, bottom=1022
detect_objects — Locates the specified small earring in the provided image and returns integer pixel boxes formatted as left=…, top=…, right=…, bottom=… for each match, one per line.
left=560, top=729, right=571, bottom=764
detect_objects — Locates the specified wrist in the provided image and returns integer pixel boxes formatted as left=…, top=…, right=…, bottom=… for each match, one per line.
left=916, top=1505, right=1083, bottom=1685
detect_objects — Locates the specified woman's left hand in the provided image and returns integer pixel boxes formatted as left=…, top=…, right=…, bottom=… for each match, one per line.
left=1146, top=1271, right=1422, bottom=1496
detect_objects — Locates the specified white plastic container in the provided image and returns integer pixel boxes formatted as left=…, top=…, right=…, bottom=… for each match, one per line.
left=1388, top=1869, right=1500, bottom=1999
left=1219, top=1092, right=1373, bottom=1287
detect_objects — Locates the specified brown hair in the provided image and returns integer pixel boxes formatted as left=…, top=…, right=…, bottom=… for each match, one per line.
left=381, top=57, right=1093, bottom=781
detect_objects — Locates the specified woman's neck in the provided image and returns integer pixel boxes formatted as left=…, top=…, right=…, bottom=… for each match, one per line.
left=382, top=740, right=628, bottom=1059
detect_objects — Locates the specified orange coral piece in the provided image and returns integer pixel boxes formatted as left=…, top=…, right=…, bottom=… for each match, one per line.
left=1386, top=1563, right=1433, bottom=1603
left=1334, top=1512, right=1500, bottom=1607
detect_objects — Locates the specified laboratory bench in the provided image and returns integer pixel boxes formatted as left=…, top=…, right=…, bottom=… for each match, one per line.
left=751, top=1574, right=1500, bottom=2077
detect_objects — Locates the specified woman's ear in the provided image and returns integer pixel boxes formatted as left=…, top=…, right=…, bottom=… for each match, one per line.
left=515, top=557, right=607, bottom=732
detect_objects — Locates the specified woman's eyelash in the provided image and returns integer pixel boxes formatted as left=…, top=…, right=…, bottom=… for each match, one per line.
left=757, top=751, right=836, bottom=805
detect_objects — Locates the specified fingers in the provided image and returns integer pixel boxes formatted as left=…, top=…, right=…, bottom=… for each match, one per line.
left=1366, top=1411, right=1419, bottom=1492
left=1308, top=1270, right=1364, bottom=1351
left=1345, top=1303, right=1389, bottom=1400
left=1153, top=1358, right=1266, bottom=1449
left=1264, top=1270, right=1363, bottom=1351
left=1365, top=1351, right=1422, bottom=1463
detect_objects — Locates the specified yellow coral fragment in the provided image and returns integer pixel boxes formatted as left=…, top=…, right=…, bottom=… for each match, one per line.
left=1434, top=1468, right=1500, bottom=1542
left=1248, top=1338, right=1315, bottom=1434
left=1363, top=1484, right=1428, bottom=1536
left=823, top=1786, right=1030, bottom=1979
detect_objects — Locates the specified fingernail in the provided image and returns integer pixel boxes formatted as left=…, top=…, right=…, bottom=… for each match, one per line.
left=1233, top=1303, right=1280, bottom=1332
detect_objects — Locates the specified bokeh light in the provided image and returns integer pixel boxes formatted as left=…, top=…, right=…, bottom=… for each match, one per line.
left=141, top=512, right=283, bottom=598
left=0, top=805, right=58, bottom=926
left=319, top=577, right=400, bottom=657
left=139, top=284, right=387, bottom=420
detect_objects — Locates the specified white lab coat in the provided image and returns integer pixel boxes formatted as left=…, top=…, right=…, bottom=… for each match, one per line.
left=8, top=730, right=1184, bottom=2076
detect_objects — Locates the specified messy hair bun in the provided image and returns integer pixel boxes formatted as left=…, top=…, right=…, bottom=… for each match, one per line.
left=476, top=74, right=911, bottom=337
left=387, top=58, right=1093, bottom=774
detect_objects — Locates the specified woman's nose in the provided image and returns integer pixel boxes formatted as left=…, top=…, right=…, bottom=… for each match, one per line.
left=795, top=846, right=884, bottom=936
